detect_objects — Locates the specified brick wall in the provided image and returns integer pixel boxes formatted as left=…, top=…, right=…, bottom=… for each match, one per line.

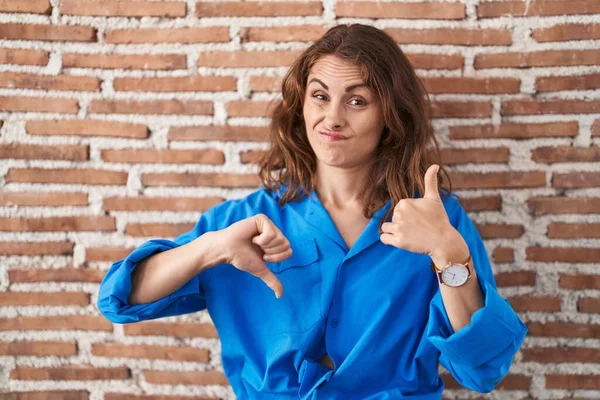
left=0, top=0, right=598, bottom=399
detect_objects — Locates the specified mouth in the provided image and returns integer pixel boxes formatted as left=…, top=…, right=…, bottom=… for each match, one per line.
left=319, top=130, right=347, bottom=141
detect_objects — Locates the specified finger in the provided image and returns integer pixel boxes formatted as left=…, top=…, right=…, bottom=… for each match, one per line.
left=264, top=247, right=293, bottom=263
left=381, top=222, right=396, bottom=234
left=263, top=242, right=291, bottom=255
left=253, top=214, right=284, bottom=247
left=255, top=267, right=284, bottom=299
left=380, top=233, right=394, bottom=246
left=423, top=164, right=441, bottom=201
left=261, top=236, right=289, bottom=251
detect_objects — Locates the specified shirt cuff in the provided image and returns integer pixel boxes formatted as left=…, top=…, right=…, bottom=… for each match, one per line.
left=97, top=239, right=201, bottom=324
left=426, top=280, right=528, bottom=368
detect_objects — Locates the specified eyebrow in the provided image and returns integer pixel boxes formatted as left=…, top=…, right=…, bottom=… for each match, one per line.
left=308, top=78, right=369, bottom=92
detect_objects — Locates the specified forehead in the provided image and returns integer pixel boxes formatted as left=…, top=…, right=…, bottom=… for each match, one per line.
left=307, top=55, right=366, bottom=85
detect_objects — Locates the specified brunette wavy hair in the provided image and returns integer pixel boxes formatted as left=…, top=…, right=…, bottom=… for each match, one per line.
left=258, top=23, right=452, bottom=225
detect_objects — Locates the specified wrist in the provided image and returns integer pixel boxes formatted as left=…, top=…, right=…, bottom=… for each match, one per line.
left=194, top=230, right=230, bottom=273
left=430, top=228, right=470, bottom=269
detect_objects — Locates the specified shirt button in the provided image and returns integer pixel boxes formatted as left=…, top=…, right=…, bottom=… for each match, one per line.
left=330, top=318, right=339, bottom=328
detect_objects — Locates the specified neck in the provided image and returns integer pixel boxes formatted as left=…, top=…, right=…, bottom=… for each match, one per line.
left=313, top=162, right=371, bottom=210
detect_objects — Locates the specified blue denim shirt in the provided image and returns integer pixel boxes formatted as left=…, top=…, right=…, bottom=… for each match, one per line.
left=97, top=186, right=527, bottom=399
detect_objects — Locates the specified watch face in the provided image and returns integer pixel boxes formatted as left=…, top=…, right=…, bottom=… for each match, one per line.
left=441, top=264, right=469, bottom=287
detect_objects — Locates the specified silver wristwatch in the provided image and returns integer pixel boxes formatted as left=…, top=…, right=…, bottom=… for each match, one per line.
left=430, top=255, right=472, bottom=288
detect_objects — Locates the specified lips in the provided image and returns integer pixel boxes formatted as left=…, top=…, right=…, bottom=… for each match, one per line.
left=319, top=130, right=346, bottom=140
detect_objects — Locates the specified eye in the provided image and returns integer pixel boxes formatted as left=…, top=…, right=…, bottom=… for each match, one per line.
left=312, top=93, right=327, bottom=102
left=349, top=98, right=367, bottom=106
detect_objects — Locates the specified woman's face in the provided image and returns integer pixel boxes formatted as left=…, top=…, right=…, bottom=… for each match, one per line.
left=303, top=55, right=385, bottom=171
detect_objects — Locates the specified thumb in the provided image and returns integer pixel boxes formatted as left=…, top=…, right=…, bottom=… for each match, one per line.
left=423, top=164, right=441, bottom=200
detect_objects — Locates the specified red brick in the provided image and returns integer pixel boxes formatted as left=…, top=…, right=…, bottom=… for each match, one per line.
left=444, top=373, right=530, bottom=390
left=441, top=147, right=509, bottom=164
left=578, top=298, right=600, bottom=313
left=90, top=99, right=212, bottom=115
left=105, top=395, right=215, bottom=400
left=430, top=101, right=492, bottom=118
left=0, top=316, right=112, bottom=331
left=548, top=223, right=600, bottom=238
left=0, top=341, right=76, bottom=356
left=553, top=172, right=600, bottom=188
left=125, top=222, right=194, bottom=238
left=241, top=25, right=325, bottom=42
left=0, top=48, right=48, bottom=65
left=102, top=149, right=224, bottom=165
left=0, top=72, right=100, bottom=91
left=0, top=216, right=115, bottom=232
left=529, top=196, right=600, bottom=215
left=240, top=150, right=264, bottom=164
left=545, top=374, right=600, bottom=390
left=495, top=271, right=536, bottom=287
left=92, top=343, right=209, bottom=362
left=537, top=73, right=600, bottom=92
left=85, top=246, right=134, bottom=263
left=169, top=125, right=269, bottom=142
left=227, top=100, right=276, bottom=118
left=61, top=0, right=186, bottom=17
left=475, top=50, right=600, bottom=69
left=478, top=0, right=600, bottom=18
left=0, top=96, right=78, bottom=114
left=142, top=369, right=229, bottom=385
left=63, top=53, right=186, bottom=70
left=6, top=168, right=127, bottom=185
left=336, top=2, right=465, bottom=19
left=422, top=77, right=520, bottom=94
left=0, top=292, right=89, bottom=306
left=450, top=171, right=546, bottom=189
left=197, top=1, right=321, bottom=17
left=560, top=274, right=600, bottom=289
left=0, top=143, right=88, bottom=161
left=0, top=391, right=89, bottom=400
left=249, top=76, right=281, bottom=92
left=9, top=268, right=104, bottom=283
left=142, top=172, right=261, bottom=188
left=12, top=365, right=130, bottom=381
left=523, top=347, right=600, bottom=363
left=26, top=119, right=148, bottom=139
left=0, top=192, right=88, bottom=207
left=408, top=53, right=463, bottom=70
left=457, top=195, right=502, bottom=212
left=533, top=23, right=600, bottom=42
left=503, top=99, right=600, bottom=115
left=527, top=322, right=600, bottom=338
left=476, top=223, right=524, bottom=239
left=507, top=295, right=561, bottom=312
left=103, top=196, right=223, bottom=212
left=0, top=241, right=73, bottom=256
left=198, top=50, right=301, bottom=67
left=526, top=247, right=600, bottom=263
left=123, top=321, right=218, bottom=338
left=385, top=27, right=511, bottom=45
left=492, top=247, right=514, bottom=263
left=0, top=23, right=95, bottom=42
left=532, top=146, right=600, bottom=163
left=106, top=27, right=229, bottom=44
left=113, top=76, right=236, bottom=92
left=449, top=122, right=578, bottom=140
left=594, top=119, right=600, bottom=137
left=0, top=0, right=51, bottom=14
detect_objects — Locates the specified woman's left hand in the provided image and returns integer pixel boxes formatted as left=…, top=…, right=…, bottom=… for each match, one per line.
left=380, top=164, right=461, bottom=259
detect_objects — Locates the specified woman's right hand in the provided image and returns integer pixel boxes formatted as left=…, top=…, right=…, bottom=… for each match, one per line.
left=219, top=213, right=291, bottom=299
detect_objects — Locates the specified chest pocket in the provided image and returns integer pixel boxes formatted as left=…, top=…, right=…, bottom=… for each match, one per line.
left=260, top=237, right=323, bottom=335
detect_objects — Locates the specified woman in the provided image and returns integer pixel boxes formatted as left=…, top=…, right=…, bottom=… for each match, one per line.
left=97, top=24, right=527, bottom=399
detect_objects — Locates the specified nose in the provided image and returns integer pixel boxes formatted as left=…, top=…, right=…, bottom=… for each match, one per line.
left=324, top=101, right=346, bottom=131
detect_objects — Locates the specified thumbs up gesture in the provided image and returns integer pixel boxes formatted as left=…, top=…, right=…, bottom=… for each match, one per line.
left=380, top=164, right=455, bottom=258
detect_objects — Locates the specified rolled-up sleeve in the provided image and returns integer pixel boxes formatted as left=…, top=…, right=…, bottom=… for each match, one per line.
left=425, top=198, right=528, bottom=393
left=96, top=206, right=219, bottom=324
